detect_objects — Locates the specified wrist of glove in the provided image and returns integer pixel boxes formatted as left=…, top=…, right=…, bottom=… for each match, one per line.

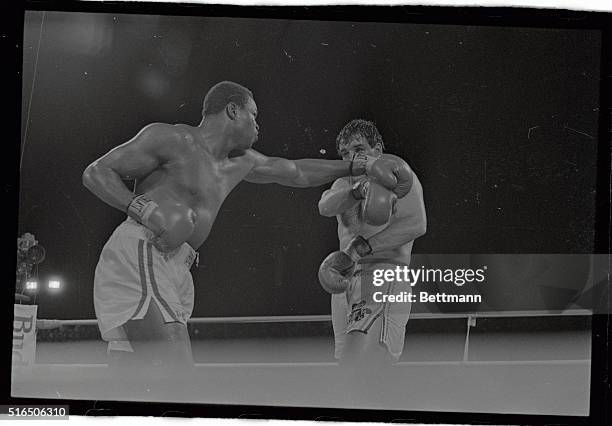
left=343, top=235, right=372, bottom=262
left=350, top=180, right=369, bottom=200
left=127, top=194, right=158, bottom=225
left=350, top=153, right=378, bottom=176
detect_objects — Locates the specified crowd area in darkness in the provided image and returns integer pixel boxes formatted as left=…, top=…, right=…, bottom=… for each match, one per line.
left=35, top=321, right=336, bottom=342
left=35, top=315, right=589, bottom=343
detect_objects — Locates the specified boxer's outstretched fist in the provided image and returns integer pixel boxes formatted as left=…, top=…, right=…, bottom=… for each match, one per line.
left=350, top=153, right=377, bottom=176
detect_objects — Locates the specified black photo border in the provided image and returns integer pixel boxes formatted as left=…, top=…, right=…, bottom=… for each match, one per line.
left=2, top=1, right=610, bottom=424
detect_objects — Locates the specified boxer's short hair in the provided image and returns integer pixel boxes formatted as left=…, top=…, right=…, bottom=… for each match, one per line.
left=203, top=81, right=253, bottom=117
left=336, top=119, right=385, bottom=154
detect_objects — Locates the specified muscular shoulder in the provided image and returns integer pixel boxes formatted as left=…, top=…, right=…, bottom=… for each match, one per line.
left=138, top=122, right=184, bottom=141
left=225, top=149, right=267, bottom=177
left=152, top=123, right=200, bottom=152
left=123, top=122, right=193, bottom=162
left=381, top=152, right=410, bottom=167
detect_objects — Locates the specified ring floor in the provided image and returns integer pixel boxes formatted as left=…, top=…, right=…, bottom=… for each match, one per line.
left=12, top=327, right=591, bottom=415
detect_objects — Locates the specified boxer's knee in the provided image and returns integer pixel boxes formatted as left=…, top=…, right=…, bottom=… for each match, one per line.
left=125, top=301, right=166, bottom=340
left=123, top=301, right=194, bottom=369
left=161, top=322, right=194, bottom=366
left=341, top=318, right=395, bottom=367
left=339, top=320, right=397, bottom=405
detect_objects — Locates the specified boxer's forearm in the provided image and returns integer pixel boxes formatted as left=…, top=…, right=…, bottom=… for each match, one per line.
left=82, top=163, right=135, bottom=212
left=293, top=159, right=353, bottom=187
left=367, top=216, right=426, bottom=253
left=318, top=187, right=360, bottom=217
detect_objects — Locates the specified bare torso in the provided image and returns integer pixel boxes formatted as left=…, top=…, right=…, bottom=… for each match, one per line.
left=136, top=124, right=255, bottom=249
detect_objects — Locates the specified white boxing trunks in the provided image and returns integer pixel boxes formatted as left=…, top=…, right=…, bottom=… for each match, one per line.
left=94, top=218, right=198, bottom=351
left=331, top=261, right=411, bottom=360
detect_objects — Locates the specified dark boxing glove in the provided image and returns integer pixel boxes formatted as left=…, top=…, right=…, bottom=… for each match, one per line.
left=318, top=236, right=373, bottom=294
left=318, top=251, right=355, bottom=294
left=353, top=179, right=397, bottom=226
left=368, top=156, right=413, bottom=198
left=127, top=193, right=196, bottom=252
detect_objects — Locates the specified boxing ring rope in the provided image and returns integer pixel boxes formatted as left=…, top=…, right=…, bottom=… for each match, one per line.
left=36, top=309, right=593, bottom=366
left=37, top=308, right=594, bottom=328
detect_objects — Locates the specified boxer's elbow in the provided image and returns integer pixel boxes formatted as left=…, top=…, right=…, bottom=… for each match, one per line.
left=82, top=162, right=104, bottom=192
left=82, top=163, right=95, bottom=190
left=419, top=209, right=428, bottom=236
left=317, top=193, right=338, bottom=217
left=318, top=199, right=334, bottom=217
left=417, top=222, right=427, bottom=238
left=414, top=218, right=427, bottom=238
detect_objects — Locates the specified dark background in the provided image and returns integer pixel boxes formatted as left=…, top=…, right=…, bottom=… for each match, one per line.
left=19, top=11, right=601, bottom=319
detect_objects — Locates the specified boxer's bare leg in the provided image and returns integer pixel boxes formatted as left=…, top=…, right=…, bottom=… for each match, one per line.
left=340, top=318, right=396, bottom=407
left=331, top=293, right=349, bottom=360
left=106, top=302, right=194, bottom=398
left=341, top=317, right=395, bottom=366
left=127, top=301, right=193, bottom=365
left=110, top=301, right=194, bottom=380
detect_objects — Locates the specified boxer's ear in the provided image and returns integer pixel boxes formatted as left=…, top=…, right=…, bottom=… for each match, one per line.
left=373, top=143, right=383, bottom=157
left=225, top=102, right=238, bottom=120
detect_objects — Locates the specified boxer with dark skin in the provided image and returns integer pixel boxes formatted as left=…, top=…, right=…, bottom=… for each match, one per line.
left=83, top=81, right=372, bottom=377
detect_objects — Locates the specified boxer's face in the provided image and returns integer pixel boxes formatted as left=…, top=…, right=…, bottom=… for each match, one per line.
left=338, top=134, right=381, bottom=161
left=234, top=97, right=259, bottom=148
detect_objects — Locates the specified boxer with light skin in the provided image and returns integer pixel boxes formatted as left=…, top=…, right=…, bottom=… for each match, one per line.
left=318, top=120, right=427, bottom=375
left=82, top=81, right=372, bottom=377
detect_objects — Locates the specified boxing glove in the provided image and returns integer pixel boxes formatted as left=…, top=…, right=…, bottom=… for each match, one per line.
left=351, top=179, right=397, bottom=226
left=318, top=236, right=372, bottom=294
left=349, top=153, right=378, bottom=176
left=318, top=251, right=355, bottom=294
left=127, top=193, right=196, bottom=252
left=368, top=156, right=413, bottom=198
left=350, top=178, right=369, bottom=200
left=343, top=235, right=373, bottom=262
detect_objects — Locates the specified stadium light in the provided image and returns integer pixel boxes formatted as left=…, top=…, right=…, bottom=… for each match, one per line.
left=25, top=280, right=38, bottom=291
left=48, top=280, right=61, bottom=290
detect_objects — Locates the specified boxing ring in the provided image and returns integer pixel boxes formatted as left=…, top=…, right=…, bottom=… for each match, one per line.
left=12, top=309, right=592, bottom=415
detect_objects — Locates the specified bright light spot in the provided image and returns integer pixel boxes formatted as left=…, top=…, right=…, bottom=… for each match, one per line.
left=48, top=280, right=61, bottom=289
left=25, top=280, right=38, bottom=290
